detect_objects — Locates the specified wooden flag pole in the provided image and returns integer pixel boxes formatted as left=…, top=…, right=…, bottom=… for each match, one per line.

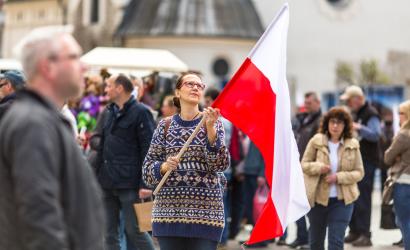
left=153, top=116, right=206, bottom=196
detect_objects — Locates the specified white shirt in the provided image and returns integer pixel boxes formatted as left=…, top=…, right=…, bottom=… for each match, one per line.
left=61, top=105, right=78, bottom=137
left=328, top=141, right=340, bottom=198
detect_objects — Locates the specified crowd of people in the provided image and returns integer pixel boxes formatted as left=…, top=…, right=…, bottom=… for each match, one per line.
left=0, top=26, right=409, bottom=250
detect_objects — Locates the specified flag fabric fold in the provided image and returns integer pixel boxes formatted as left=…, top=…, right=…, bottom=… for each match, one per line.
left=212, top=3, right=311, bottom=244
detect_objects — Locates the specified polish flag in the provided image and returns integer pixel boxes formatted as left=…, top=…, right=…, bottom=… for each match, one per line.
left=212, top=4, right=310, bottom=244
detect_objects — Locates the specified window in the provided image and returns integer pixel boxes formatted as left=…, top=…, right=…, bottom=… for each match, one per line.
left=212, top=58, right=230, bottom=77
left=16, top=11, right=23, bottom=21
left=38, top=10, right=45, bottom=19
left=327, top=0, right=351, bottom=9
left=90, top=0, right=99, bottom=24
left=318, top=0, right=358, bottom=20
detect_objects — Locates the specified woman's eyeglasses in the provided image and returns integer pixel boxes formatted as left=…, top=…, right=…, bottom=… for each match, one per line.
left=329, top=119, right=344, bottom=125
left=182, top=81, right=205, bottom=90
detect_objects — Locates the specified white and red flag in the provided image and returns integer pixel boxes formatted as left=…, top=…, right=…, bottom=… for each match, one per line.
left=213, top=4, right=310, bottom=244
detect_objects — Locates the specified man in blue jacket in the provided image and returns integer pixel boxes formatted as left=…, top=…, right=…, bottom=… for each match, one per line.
left=97, top=74, right=156, bottom=250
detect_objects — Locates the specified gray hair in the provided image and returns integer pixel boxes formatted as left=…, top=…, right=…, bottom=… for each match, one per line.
left=13, top=25, right=74, bottom=81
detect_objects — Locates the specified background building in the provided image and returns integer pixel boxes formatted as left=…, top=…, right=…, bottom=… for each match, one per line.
left=115, top=0, right=263, bottom=89
left=2, top=0, right=410, bottom=100
left=253, top=0, right=410, bottom=101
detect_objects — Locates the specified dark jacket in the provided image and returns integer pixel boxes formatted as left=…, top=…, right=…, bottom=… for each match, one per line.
left=88, top=108, right=109, bottom=170
left=294, top=110, right=322, bottom=160
left=0, top=90, right=105, bottom=250
left=244, top=141, right=265, bottom=176
left=355, top=102, right=380, bottom=165
left=0, top=93, right=16, bottom=121
left=380, top=122, right=394, bottom=170
left=97, top=97, right=155, bottom=190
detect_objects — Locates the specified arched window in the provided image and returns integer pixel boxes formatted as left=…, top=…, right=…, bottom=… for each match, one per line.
left=318, top=0, right=358, bottom=20
left=327, top=0, right=351, bottom=9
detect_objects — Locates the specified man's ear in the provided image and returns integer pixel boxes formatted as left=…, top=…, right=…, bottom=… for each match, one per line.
left=116, top=84, right=124, bottom=94
left=38, top=57, right=56, bottom=81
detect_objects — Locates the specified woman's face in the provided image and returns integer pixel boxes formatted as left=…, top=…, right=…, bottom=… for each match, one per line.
left=399, top=109, right=408, bottom=127
left=328, top=118, right=345, bottom=140
left=176, top=74, right=205, bottom=107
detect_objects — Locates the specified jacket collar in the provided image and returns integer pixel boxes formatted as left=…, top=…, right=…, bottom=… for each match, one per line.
left=297, top=110, right=322, bottom=124
left=0, top=93, right=16, bottom=104
left=108, top=96, right=136, bottom=114
left=315, top=133, right=358, bottom=150
left=356, top=101, right=369, bottom=117
left=17, top=89, right=59, bottom=112
left=16, top=89, right=71, bottom=128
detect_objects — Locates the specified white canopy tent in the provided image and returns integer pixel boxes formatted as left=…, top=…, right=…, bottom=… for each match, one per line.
left=0, top=59, right=22, bottom=71
left=81, top=47, right=188, bottom=76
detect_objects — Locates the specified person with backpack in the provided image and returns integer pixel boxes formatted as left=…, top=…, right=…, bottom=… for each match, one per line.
left=143, top=72, right=230, bottom=250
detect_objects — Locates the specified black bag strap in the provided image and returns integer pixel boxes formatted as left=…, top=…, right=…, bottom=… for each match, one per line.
left=163, top=115, right=207, bottom=141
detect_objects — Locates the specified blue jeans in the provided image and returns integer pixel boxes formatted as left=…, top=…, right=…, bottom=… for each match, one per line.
left=157, top=236, right=218, bottom=250
left=220, top=173, right=231, bottom=244
left=394, top=183, right=410, bottom=249
left=119, top=211, right=137, bottom=250
left=308, top=198, right=354, bottom=250
left=103, top=189, right=155, bottom=250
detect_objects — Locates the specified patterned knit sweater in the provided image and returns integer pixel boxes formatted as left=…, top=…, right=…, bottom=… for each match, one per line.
left=143, top=114, right=230, bottom=242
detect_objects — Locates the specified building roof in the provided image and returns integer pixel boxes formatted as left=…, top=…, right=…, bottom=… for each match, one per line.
left=81, top=47, right=188, bottom=73
left=6, top=0, right=50, bottom=2
left=116, top=0, right=264, bottom=39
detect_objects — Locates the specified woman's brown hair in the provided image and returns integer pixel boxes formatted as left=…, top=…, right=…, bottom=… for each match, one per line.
left=319, top=107, right=354, bottom=139
left=173, top=72, right=202, bottom=110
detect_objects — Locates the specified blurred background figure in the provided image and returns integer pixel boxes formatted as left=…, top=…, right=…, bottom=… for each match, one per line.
left=340, top=86, right=381, bottom=247
left=302, top=107, right=364, bottom=250
left=0, top=70, right=26, bottom=120
left=160, top=95, right=177, bottom=119
left=97, top=74, right=156, bottom=250
left=289, top=91, right=322, bottom=249
left=384, top=100, right=410, bottom=250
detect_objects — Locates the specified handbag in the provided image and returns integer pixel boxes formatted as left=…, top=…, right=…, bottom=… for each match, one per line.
left=382, top=176, right=395, bottom=205
left=253, top=185, right=269, bottom=223
left=380, top=204, right=397, bottom=229
left=382, top=164, right=407, bottom=205
left=133, top=198, right=154, bottom=232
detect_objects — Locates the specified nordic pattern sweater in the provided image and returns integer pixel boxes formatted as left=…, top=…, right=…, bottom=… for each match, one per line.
left=143, top=114, right=230, bottom=242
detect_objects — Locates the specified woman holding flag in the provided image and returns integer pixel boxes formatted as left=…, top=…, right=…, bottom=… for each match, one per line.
left=302, top=107, right=364, bottom=250
left=142, top=72, right=230, bottom=250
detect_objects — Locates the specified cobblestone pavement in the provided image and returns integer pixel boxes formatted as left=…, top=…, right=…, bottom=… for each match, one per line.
left=225, top=190, right=402, bottom=250
left=151, top=189, right=402, bottom=250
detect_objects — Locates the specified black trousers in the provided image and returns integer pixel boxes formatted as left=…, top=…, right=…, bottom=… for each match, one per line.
left=228, top=177, right=244, bottom=238
left=348, top=160, right=376, bottom=238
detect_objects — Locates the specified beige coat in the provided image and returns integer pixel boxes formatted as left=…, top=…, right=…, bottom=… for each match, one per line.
left=302, top=133, right=364, bottom=207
